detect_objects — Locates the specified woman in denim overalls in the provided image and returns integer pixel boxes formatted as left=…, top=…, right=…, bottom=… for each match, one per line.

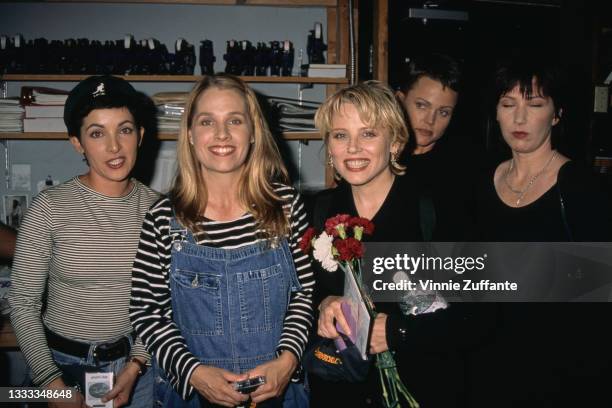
left=130, top=75, right=314, bottom=407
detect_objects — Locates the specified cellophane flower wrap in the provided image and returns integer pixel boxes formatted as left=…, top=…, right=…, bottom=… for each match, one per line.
left=300, top=214, right=419, bottom=408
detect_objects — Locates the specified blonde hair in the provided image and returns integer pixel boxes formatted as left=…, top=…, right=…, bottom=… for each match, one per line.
left=171, top=74, right=290, bottom=237
left=315, top=80, right=409, bottom=175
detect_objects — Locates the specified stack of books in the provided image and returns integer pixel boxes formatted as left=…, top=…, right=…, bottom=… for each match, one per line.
left=301, top=64, right=347, bottom=78
left=267, top=97, right=320, bottom=132
left=0, top=98, right=24, bottom=132
left=21, top=87, right=68, bottom=133
left=153, top=92, right=188, bottom=133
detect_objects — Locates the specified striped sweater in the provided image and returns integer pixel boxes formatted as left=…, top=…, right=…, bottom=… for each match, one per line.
left=129, top=185, right=315, bottom=400
left=9, top=177, right=159, bottom=386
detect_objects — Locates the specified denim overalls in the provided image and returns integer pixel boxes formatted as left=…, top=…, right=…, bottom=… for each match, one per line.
left=154, top=217, right=308, bottom=407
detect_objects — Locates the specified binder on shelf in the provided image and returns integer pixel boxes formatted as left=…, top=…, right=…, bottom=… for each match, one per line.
left=301, top=63, right=347, bottom=78
left=21, top=86, right=69, bottom=106
left=308, top=64, right=346, bottom=69
left=24, top=105, right=65, bottom=118
left=23, top=117, right=67, bottom=133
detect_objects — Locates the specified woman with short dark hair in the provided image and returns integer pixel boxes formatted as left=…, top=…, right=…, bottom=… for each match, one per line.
left=471, top=59, right=612, bottom=407
left=476, top=59, right=610, bottom=240
left=396, top=53, right=483, bottom=241
left=9, top=75, right=159, bottom=408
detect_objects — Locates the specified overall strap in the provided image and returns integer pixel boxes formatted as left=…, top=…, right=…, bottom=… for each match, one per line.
left=168, top=209, right=198, bottom=244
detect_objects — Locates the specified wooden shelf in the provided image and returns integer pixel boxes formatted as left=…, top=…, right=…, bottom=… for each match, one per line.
left=0, top=131, right=322, bottom=141
left=7, top=0, right=338, bottom=5
left=277, top=131, right=321, bottom=140
left=1, top=74, right=348, bottom=84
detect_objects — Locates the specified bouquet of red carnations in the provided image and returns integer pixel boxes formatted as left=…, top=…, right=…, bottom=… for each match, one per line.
left=300, top=214, right=419, bottom=408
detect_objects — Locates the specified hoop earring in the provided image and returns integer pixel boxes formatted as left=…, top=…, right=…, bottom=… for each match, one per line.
left=390, top=153, right=398, bottom=167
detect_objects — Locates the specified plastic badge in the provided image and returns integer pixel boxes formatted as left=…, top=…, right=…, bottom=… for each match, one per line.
left=85, top=372, right=113, bottom=408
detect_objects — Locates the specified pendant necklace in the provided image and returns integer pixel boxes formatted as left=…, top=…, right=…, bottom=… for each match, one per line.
left=504, top=150, right=557, bottom=206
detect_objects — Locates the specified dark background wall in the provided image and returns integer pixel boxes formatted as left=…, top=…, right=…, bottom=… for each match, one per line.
left=375, top=0, right=612, bottom=172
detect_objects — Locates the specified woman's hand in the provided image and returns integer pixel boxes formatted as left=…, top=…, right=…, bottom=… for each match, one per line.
left=317, top=295, right=351, bottom=339
left=369, top=313, right=389, bottom=354
left=101, top=358, right=142, bottom=407
left=189, top=365, right=249, bottom=407
left=47, top=377, right=88, bottom=408
left=248, top=351, right=297, bottom=403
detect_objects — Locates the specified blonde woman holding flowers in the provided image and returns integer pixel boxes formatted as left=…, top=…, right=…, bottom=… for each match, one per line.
left=308, top=81, right=493, bottom=408
left=129, top=74, right=314, bottom=408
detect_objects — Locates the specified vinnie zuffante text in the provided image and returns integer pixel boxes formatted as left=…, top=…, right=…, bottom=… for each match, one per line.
left=370, top=253, right=518, bottom=292
left=372, top=279, right=518, bottom=292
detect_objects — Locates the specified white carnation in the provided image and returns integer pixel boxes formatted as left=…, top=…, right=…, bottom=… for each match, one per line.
left=313, top=232, right=338, bottom=272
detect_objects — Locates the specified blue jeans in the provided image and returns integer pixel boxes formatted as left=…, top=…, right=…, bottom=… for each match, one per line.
left=51, top=347, right=154, bottom=408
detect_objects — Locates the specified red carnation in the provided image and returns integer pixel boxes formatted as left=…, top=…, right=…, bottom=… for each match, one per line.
left=325, top=214, right=351, bottom=237
left=299, top=227, right=317, bottom=253
left=334, top=239, right=351, bottom=261
left=350, top=217, right=375, bottom=236
left=334, top=237, right=363, bottom=261
left=346, top=237, right=364, bottom=258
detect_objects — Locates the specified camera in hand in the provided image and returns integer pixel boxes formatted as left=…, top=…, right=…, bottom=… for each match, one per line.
left=234, top=376, right=266, bottom=394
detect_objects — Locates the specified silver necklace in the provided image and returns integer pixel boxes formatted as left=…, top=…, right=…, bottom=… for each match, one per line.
left=504, top=150, right=557, bottom=206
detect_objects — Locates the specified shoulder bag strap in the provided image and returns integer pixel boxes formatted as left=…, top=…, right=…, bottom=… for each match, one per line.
left=556, top=183, right=574, bottom=242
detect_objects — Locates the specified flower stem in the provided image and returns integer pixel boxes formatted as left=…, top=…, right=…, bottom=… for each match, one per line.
left=341, top=260, right=419, bottom=408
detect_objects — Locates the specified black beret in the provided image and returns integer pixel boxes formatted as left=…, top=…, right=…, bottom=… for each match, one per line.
left=63, top=75, right=139, bottom=135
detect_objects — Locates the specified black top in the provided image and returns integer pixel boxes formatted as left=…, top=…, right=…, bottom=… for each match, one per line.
left=308, top=175, right=496, bottom=408
left=311, top=176, right=422, bottom=308
left=470, top=160, right=612, bottom=407
left=402, top=134, right=487, bottom=241
left=322, top=176, right=423, bottom=241
left=475, top=160, right=612, bottom=241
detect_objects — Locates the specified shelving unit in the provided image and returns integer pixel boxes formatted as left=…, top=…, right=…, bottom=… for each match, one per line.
left=0, top=0, right=351, bottom=147
left=26, top=0, right=337, bottom=5
left=0, top=72, right=337, bottom=142
left=1, top=74, right=348, bottom=84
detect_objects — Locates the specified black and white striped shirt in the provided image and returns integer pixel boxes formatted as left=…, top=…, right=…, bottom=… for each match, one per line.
left=129, top=184, right=314, bottom=400
left=9, top=177, right=160, bottom=386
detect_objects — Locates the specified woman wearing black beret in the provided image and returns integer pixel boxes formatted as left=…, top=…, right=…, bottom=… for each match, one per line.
left=10, top=75, right=159, bottom=408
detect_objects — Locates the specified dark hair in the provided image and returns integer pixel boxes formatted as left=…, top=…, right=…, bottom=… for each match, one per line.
left=493, top=58, right=564, bottom=119
left=68, top=96, right=143, bottom=139
left=492, top=58, right=566, bottom=152
left=64, top=75, right=144, bottom=138
left=398, top=53, right=463, bottom=94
